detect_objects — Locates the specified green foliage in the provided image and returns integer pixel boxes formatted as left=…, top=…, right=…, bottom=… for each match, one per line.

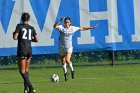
left=115, top=50, right=140, bottom=61
left=0, top=56, right=17, bottom=65
left=0, top=50, right=140, bottom=66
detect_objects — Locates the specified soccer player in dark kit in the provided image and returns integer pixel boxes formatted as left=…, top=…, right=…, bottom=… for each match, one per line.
left=13, top=12, right=39, bottom=93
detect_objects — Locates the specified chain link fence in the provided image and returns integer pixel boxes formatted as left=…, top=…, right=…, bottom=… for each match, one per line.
left=0, top=50, right=140, bottom=70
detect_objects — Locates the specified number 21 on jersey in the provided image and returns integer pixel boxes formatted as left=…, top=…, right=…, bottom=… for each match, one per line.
left=22, top=28, right=32, bottom=40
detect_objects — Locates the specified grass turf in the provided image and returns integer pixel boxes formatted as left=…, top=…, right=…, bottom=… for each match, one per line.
left=0, top=65, right=140, bottom=93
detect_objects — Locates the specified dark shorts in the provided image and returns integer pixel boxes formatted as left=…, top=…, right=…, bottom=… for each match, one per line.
left=17, top=50, right=32, bottom=59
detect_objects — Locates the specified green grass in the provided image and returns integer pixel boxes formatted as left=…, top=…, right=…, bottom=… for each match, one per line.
left=0, top=65, right=140, bottom=93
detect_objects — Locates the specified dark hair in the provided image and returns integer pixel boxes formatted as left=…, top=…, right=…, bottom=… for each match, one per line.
left=21, top=12, right=30, bottom=22
left=64, top=17, right=71, bottom=22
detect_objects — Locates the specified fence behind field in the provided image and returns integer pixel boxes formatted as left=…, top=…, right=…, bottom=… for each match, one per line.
left=0, top=50, right=140, bottom=70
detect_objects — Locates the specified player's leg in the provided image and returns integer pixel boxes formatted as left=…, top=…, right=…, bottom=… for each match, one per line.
left=25, top=57, right=30, bottom=72
left=65, top=49, right=75, bottom=79
left=59, top=47, right=69, bottom=81
left=24, top=57, right=30, bottom=92
left=60, top=55, right=68, bottom=81
left=18, top=57, right=26, bottom=73
left=60, top=55, right=67, bottom=73
left=17, top=50, right=29, bottom=93
left=18, top=57, right=28, bottom=93
left=25, top=57, right=30, bottom=92
left=25, top=55, right=35, bottom=93
left=18, top=57, right=35, bottom=93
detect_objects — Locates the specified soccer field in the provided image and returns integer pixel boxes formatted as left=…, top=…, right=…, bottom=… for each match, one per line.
left=0, top=65, right=140, bottom=93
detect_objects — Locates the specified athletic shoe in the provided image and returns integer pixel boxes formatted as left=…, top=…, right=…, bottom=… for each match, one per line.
left=24, top=89, right=28, bottom=93
left=64, top=73, right=68, bottom=81
left=28, top=89, right=36, bottom=93
left=71, top=71, right=75, bottom=79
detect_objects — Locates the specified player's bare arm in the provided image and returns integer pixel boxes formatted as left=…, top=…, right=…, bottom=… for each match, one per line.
left=13, top=32, right=19, bottom=40
left=33, top=35, right=39, bottom=42
left=80, top=24, right=99, bottom=31
left=53, top=17, right=65, bottom=29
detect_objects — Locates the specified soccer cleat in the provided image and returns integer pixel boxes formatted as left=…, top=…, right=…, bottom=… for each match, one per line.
left=28, top=89, right=36, bottom=93
left=24, top=89, right=28, bottom=93
left=24, top=87, right=29, bottom=93
left=24, top=81, right=29, bottom=93
left=64, top=73, right=68, bottom=81
left=71, top=71, right=75, bottom=79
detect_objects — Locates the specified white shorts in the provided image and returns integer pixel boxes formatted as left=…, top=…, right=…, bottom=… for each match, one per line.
left=59, top=47, right=73, bottom=56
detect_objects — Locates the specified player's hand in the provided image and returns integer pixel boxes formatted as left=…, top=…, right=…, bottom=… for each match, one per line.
left=13, top=32, right=15, bottom=38
left=90, top=24, right=99, bottom=29
left=94, top=24, right=99, bottom=28
left=60, top=17, right=65, bottom=22
left=13, top=32, right=15, bottom=39
left=13, top=32, right=15, bottom=35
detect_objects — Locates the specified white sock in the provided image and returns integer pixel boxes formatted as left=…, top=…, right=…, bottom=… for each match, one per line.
left=63, top=64, right=67, bottom=73
left=69, top=62, right=74, bottom=71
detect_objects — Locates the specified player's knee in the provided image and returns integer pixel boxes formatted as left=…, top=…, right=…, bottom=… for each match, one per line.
left=62, top=61, right=66, bottom=65
left=66, top=59, right=71, bottom=64
left=25, top=69, right=29, bottom=72
left=19, top=69, right=26, bottom=73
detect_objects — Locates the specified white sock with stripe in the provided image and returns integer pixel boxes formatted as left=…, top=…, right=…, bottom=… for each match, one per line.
left=63, top=63, right=67, bottom=73
left=69, top=62, right=74, bottom=71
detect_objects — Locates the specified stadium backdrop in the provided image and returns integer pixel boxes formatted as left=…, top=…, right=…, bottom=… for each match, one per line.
left=0, top=0, right=140, bottom=56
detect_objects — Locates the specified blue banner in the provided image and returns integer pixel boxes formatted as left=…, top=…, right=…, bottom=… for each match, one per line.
left=0, top=0, right=140, bottom=56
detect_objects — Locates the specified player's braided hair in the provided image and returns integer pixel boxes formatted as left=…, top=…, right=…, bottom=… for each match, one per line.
left=21, top=12, right=30, bottom=22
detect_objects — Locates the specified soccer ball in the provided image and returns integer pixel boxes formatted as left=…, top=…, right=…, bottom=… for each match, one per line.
left=51, top=74, right=59, bottom=82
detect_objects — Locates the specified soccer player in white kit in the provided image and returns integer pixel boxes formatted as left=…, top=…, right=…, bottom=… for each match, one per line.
left=54, top=17, right=98, bottom=81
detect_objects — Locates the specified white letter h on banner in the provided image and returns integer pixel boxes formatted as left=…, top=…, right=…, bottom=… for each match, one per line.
left=78, top=0, right=122, bottom=44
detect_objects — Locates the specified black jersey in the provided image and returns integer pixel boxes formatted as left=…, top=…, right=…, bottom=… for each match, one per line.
left=15, top=24, right=37, bottom=57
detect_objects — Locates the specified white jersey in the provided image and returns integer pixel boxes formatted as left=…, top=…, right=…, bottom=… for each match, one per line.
left=56, top=25, right=80, bottom=48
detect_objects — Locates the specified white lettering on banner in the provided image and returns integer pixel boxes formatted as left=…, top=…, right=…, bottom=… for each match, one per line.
left=0, top=22, right=6, bottom=48
left=105, top=0, right=122, bottom=43
left=132, top=0, right=140, bottom=42
left=42, top=0, right=61, bottom=46
left=78, top=0, right=122, bottom=44
left=0, top=0, right=61, bottom=48
left=78, top=0, right=96, bottom=44
left=1, top=0, right=23, bottom=48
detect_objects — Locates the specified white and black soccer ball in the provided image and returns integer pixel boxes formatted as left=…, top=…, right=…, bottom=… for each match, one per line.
left=51, top=74, right=59, bottom=82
